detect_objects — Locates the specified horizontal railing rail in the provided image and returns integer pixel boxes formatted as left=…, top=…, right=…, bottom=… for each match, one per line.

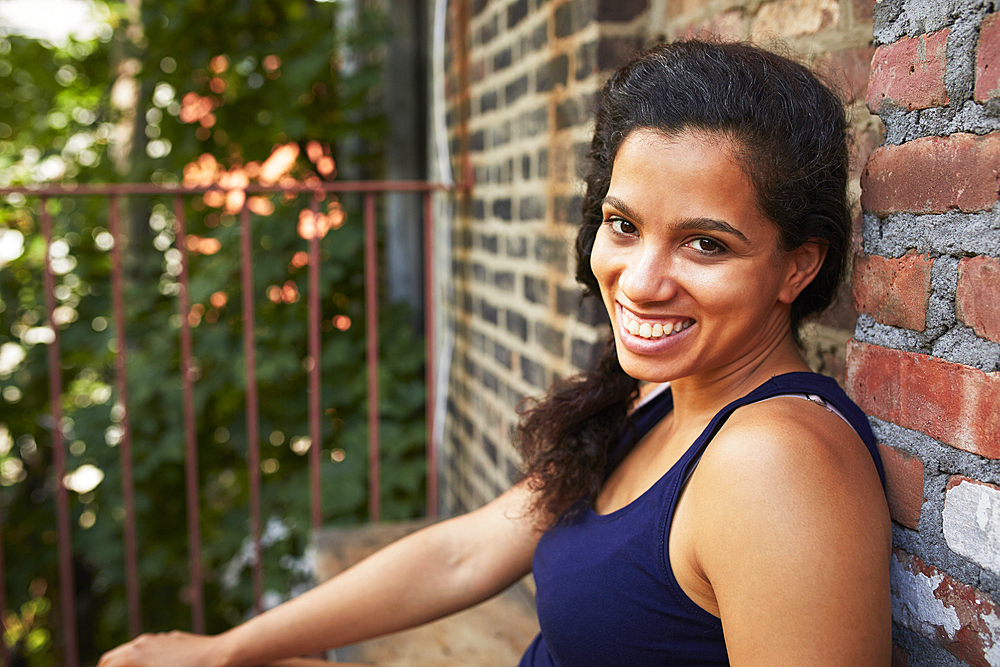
left=0, top=179, right=458, bottom=667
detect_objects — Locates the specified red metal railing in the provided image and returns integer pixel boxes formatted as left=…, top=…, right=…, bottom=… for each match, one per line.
left=0, top=180, right=452, bottom=667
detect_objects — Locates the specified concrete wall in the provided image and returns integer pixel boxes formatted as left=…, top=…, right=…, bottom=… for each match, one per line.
left=849, top=1, right=1000, bottom=664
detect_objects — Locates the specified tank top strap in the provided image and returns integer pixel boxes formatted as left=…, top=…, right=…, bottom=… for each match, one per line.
left=673, top=372, right=886, bottom=491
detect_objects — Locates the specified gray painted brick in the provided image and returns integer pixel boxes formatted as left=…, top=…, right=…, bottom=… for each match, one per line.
left=519, top=195, right=546, bottom=221
left=524, top=275, right=549, bottom=303
left=521, top=355, right=547, bottom=387
left=505, top=74, right=529, bottom=105
left=536, top=322, right=565, bottom=355
left=506, top=309, right=529, bottom=341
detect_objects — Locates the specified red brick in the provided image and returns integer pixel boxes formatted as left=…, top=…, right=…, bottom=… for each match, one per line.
left=891, top=643, right=910, bottom=667
left=860, top=133, right=1000, bottom=216
left=855, top=0, right=874, bottom=21
left=956, top=255, right=1000, bottom=343
left=852, top=252, right=933, bottom=330
left=877, top=443, right=924, bottom=528
left=867, top=30, right=950, bottom=112
left=891, top=549, right=1000, bottom=667
left=846, top=341, right=1000, bottom=459
left=820, top=47, right=877, bottom=104
left=976, top=13, right=1000, bottom=101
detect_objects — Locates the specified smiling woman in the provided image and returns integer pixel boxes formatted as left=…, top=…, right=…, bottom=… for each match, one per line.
left=97, top=40, right=890, bottom=667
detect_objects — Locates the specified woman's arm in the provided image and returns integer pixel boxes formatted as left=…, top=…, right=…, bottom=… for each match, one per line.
left=682, top=400, right=892, bottom=666
left=97, top=482, right=543, bottom=667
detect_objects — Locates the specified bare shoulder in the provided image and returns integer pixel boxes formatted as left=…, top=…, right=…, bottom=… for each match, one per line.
left=683, top=396, right=891, bottom=665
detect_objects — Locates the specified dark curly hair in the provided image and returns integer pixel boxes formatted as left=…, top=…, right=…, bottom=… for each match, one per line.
left=515, top=40, right=852, bottom=524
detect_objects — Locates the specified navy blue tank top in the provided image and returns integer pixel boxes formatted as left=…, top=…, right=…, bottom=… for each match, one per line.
left=518, top=372, right=885, bottom=667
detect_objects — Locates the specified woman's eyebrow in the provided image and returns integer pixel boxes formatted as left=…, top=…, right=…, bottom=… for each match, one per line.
left=676, top=217, right=749, bottom=243
left=602, top=195, right=749, bottom=243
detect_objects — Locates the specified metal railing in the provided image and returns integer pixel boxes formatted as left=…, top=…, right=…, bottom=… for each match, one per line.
left=0, top=179, right=455, bottom=667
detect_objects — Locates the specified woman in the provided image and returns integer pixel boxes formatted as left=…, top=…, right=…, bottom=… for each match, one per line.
left=98, top=40, right=891, bottom=667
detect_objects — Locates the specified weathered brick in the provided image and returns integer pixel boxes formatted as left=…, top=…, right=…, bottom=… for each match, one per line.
left=597, top=36, right=642, bottom=70
left=867, top=30, right=949, bottom=112
left=494, top=342, right=513, bottom=369
left=479, top=14, right=499, bottom=45
left=554, top=2, right=574, bottom=37
left=479, top=298, right=499, bottom=324
left=482, top=368, right=500, bottom=394
left=854, top=0, right=874, bottom=21
left=505, top=75, right=529, bottom=105
left=571, top=338, right=602, bottom=370
left=493, top=46, right=512, bottom=72
left=506, top=309, right=528, bottom=341
left=524, top=275, right=548, bottom=304
left=576, top=41, right=598, bottom=80
left=596, top=0, right=648, bottom=21
left=492, top=198, right=512, bottom=221
left=877, top=443, right=924, bottom=529
left=891, top=643, right=909, bottom=667
left=507, top=0, right=529, bottom=28
left=480, top=233, right=498, bottom=254
left=943, top=476, right=1000, bottom=577
left=494, top=270, right=515, bottom=291
left=480, top=90, right=498, bottom=113
left=852, top=252, right=933, bottom=330
left=537, top=53, right=569, bottom=92
left=555, top=98, right=582, bottom=129
left=846, top=341, right=1000, bottom=459
left=860, top=133, right=1000, bottom=216
left=536, top=322, right=564, bottom=356
left=521, top=355, right=546, bottom=387
left=976, top=13, right=1000, bottom=102
left=890, top=549, right=1000, bottom=667
left=751, top=0, right=840, bottom=40
left=956, top=255, right=1000, bottom=344
left=818, top=47, right=877, bottom=104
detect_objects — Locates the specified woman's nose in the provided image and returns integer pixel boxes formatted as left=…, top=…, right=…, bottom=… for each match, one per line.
left=618, top=249, right=677, bottom=304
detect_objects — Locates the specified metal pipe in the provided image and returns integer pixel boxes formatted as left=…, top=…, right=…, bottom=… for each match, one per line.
left=173, top=196, right=205, bottom=634
left=363, top=193, right=380, bottom=522
left=423, top=192, right=437, bottom=517
left=308, top=194, right=322, bottom=531
left=239, top=205, right=264, bottom=613
left=108, top=196, right=142, bottom=638
left=40, top=198, right=79, bottom=667
left=0, top=181, right=450, bottom=198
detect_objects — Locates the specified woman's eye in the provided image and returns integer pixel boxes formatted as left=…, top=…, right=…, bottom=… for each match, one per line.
left=608, top=218, right=637, bottom=235
left=688, top=237, right=724, bottom=254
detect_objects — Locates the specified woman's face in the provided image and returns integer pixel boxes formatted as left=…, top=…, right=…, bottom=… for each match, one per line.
left=591, top=128, right=811, bottom=384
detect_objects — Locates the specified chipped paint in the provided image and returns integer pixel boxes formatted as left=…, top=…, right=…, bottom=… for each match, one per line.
left=891, top=552, right=962, bottom=640
left=944, top=478, right=1000, bottom=577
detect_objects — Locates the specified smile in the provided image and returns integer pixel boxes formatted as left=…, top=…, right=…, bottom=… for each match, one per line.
left=619, top=305, right=695, bottom=340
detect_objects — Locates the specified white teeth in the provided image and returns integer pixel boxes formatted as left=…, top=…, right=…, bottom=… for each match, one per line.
left=623, top=315, right=692, bottom=340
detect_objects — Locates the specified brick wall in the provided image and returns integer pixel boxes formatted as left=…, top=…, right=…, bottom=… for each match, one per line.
left=849, top=1, right=1000, bottom=664
left=440, top=0, right=648, bottom=514
left=440, top=0, right=882, bottom=515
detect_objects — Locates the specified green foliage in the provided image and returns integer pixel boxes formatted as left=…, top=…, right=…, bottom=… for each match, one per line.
left=0, top=1, right=425, bottom=663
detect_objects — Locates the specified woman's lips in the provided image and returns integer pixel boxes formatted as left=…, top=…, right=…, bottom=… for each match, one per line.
left=617, top=303, right=695, bottom=340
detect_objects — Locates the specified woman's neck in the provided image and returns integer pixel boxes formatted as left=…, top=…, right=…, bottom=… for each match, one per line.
left=666, top=330, right=810, bottom=424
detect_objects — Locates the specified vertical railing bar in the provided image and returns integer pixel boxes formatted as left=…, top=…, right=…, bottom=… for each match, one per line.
left=363, top=193, right=380, bottom=522
left=423, top=191, right=437, bottom=517
left=108, top=196, right=142, bottom=638
left=0, top=503, right=6, bottom=667
left=173, top=196, right=205, bottom=634
left=40, top=197, right=79, bottom=667
left=308, top=194, right=323, bottom=531
left=239, top=204, right=264, bottom=613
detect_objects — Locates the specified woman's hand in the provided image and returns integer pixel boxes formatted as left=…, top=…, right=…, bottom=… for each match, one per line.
left=96, top=631, right=229, bottom=667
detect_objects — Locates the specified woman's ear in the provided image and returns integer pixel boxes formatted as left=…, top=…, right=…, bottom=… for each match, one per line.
left=778, top=241, right=827, bottom=304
